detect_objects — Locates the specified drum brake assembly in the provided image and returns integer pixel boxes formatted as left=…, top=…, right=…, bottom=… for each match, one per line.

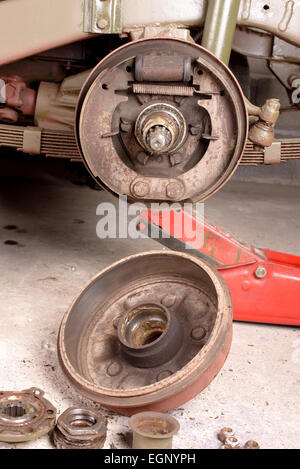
left=76, top=37, right=248, bottom=204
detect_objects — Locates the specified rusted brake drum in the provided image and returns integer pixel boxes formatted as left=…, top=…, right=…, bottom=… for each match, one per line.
left=76, top=38, right=248, bottom=204
left=58, top=252, right=232, bottom=415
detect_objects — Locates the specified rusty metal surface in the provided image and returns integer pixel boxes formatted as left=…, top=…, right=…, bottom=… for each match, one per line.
left=241, top=139, right=300, bottom=164
left=76, top=37, right=248, bottom=204
left=246, top=98, right=280, bottom=148
left=0, top=124, right=81, bottom=160
left=117, top=303, right=183, bottom=368
left=218, top=427, right=235, bottom=443
left=244, top=440, right=260, bottom=449
left=135, top=54, right=191, bottom=82
left=53, top=407, right=107, bottom=449
left=58, top=251, right=232, bottom=415
left=0, top=388, right=56, bottom=443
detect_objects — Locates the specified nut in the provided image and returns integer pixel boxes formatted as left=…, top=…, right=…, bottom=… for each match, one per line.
left=225, top=436, right=240, bottom=448
left=53, top=407, right=107, bottom=449
left=244, top=440, right=260, bottom=449
left=255, top=265, right=267, bottom=279
left=218, top=427, right=235, bottom=443
left=132, top=181, right=150, bottom=197
left=166, top=182, right=184, bottom=200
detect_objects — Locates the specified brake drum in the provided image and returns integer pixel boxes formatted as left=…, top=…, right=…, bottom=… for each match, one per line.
left=58, top=252, right=232, bottom=415
left=76, top=38, right=248, bottom=204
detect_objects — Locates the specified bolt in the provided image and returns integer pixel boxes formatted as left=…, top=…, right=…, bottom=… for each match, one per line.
left=244, top=440, right=260, bottom=449
left=132, top=181, right=150, bottom=198
left=191, top=326, right=206, bottom=341
left=97, top=18, right=108, bottom=29
left=255, top=266, right=267, bottom=279
left=166, top=182, right=184, bottom=200
left=161, top=294, right=177, bottom=307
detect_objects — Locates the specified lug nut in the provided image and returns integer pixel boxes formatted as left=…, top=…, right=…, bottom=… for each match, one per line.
left=218, top=427, right=235, bottom=443
left=225, top=436, right=240, bottom=448
left=244, top=440, right=260, bottom=449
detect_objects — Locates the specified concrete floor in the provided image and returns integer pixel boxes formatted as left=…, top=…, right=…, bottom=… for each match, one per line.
left=0, top=170, right=299, bottom=449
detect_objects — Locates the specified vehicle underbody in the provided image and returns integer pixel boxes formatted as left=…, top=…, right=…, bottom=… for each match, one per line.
left=0, top=0, right=300, bottom=203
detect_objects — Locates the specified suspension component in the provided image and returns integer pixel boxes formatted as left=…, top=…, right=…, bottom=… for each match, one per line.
left=247, top=98, right=281, bottom=148
left=0, top=75, right=36, bottom=124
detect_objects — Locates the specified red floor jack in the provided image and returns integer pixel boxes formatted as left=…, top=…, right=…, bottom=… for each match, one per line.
left=139, top=209, right=300, bottom=326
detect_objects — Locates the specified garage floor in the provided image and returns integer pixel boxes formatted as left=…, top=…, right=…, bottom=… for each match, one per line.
left=0, top=169, right=299, bottom=449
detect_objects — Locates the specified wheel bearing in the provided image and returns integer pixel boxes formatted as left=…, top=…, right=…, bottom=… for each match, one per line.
left=0, top=388, right=56, bottom=443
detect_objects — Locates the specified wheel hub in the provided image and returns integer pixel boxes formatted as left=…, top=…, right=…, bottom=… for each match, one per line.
left=58, top=251, right=232, bottom=415
left=135, top=103, right=186, bottom=155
